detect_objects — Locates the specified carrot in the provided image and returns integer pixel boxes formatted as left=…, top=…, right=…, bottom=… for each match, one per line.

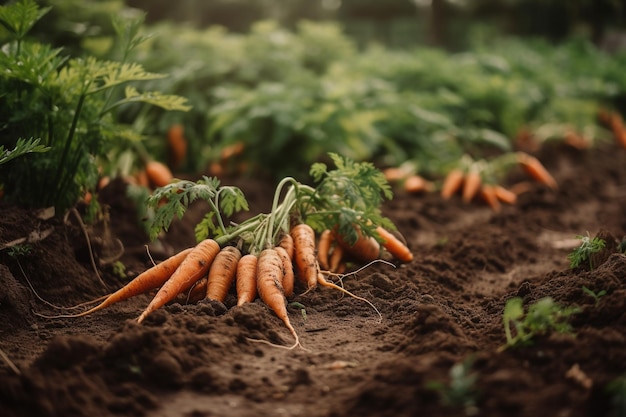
left=137, top=239, right=220, bottom=323
left=517, top=153, right=558, bottom=190
left=236, top=253, right=258, bottom=306
left=335, top=226, right=380, bottom=264
left=383, top=166, right=410, bottom=182
left=493, top=185, right=517, bottom=205
left=41, top=248, right=193, bottom=318
left=145, top=160, right=174, bottom=188
left=220, top=142, right=245, bottom=161
left=317, top=229, right=334, bottom=271
left=290, top=223, right=319, bottom=290
left=403, top=174, right=434, bottom=194
left=206, top=246, right=242, bottom=302
left=185, top=276, right=207, bottom=304
left=610, top=113, right=626, bottom=148
left=328, top=243, right=344, bottom=273
left=256, top=248, right=302, bottom=349
left=167, top=124, right=187, bottom=169
left=275, top=246, right=295, bottom=298
left=441, top=169, right=464, bottom=200
left=479, top=184, right=501, bottom=213
left=462, top=169, right=481, bottom=203
left=375, top=226, right=413, bottom=263
left=278, top=233, right=294, bottom=260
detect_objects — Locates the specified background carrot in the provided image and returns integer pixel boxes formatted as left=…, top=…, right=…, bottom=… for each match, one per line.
left=145, top=160, right=174, bottom=188
left=206, top=246, right=242, bottom=302
left=494, top=185, right=517, bottom=205
left=462, top=169, right=481, bottom=203
left=256, top=248, right=302, bottom=349
left=290, top=223, right=319, bottom=290
left=317, top=229, right=333, bottom=270
left=42, top=248, right=193, bottom=318
left=403, top=174, right=433, bottom=194
left=375, top=226, right=413, bottom=263
left=275, top=246, right=295, bottom=298
left=517, top=153, right=558, bottom=190
left=329, top=243, right=344, bottom=273
left=167, top=123, right=187, bottom=169
left=441, top=169, right=464, bottom=199
left=479, top=184, right=501, bottom=213
left=236, top=253, right=258, bottom=306
left=335, top=226, right=380, bottom=264
left=137, top=239, right=220, bottom=323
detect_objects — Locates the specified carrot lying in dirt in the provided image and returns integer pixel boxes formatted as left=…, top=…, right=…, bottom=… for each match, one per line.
left=517, top=152, right=558, bottom=190
left=291, top=223, right=319, bottom=290
left=335, top=226, right=380, bottom=264
left=145, top=160, right=174, bottom=188
left=317, top=229, right=334, bottom=270
left=609, top=112, right=626, bottom=148
left=167, top=123, right=187, bottom=169
left=329, top=242, right=344, bottom=273
left=278, top=233, right=294, bottom=260
left=185, top=276, right=207, bottom=304
left=494, top=185, right=517, bottom=205
left=275, top=246, right=295, bottom=298
left=375, top=226, right=413, bottom=263
left=236, top=253, right=258, bottom=306
left=441, top=169, right=465, bottom=200
left=137, top=239, right=220, bottom=323
left=256, top=248, right=303, bottom=350
left=39, top=248, right=193, bottom=318
left=479, top=184, right=501, bottom=213
left=403, top=174, right=434, bottom=194
left=206, top=246, right=242, bottom=302
left=462, top=168, right=481, bottom=203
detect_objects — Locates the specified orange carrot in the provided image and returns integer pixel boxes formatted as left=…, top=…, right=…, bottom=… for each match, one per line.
left=479, top=184, right=501, bottom=213
left=441, top=169, right=464, bottom=200
left=610, top=113, right=626, bottom=148
left=137, top=239, right=220, bottom=323
left=494, top=185, right=517, bottom=205
left=290, top=223, right=319, bottom=290
left=185, top=276, right=208, bottom=304
left=462, top=169, right=481, bottom=203
left=517, top=153, right=558, bottom=190
left=256, top=248, right=302, bottom=349
left=220, top=142, right=245, bottom=160
left=167, top=124, right=187, bottom=169
left=317, top=229, right=334, bottom=270
left=383, top=166, right=410, bottom=182
left=375, top=226, right=413, bottom=263
left=236, top=253, right=258, bottom=306
left=403, top=174, right=433, bottom=194
left=275, top=246, right=295, bottom=298
left=41, top=248, right=193, bottom=318
left=328, top=243, right=345, bottom=273
left=278, top=233, right=294, bottom=260
left=206, top=246, right=242, bottom=302
left=335, top=226, right=380, bottom=264
left=145, top=160, right=174, bottom=188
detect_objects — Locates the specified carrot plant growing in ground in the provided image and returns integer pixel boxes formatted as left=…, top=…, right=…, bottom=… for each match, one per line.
left=0, top=0, right=190, bottom=215
left=568, top=232, right=607, bottom=270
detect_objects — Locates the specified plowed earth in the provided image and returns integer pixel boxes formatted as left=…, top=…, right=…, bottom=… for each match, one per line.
left=1, top=142, right=625, bottom=417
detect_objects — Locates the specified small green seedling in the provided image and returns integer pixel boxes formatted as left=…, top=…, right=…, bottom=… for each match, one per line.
left=288, top=302, right=307, bottom=322
left=426, top=356, right=479, bottom=415
left=501, top=296, right=580, bottom=350
left=568, top=232, right=606, bottom=270
left=582, top=286, right=607, bottom=306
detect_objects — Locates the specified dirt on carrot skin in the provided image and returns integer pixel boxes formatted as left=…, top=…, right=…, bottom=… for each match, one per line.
left=1, top=142, right=626, bottom=417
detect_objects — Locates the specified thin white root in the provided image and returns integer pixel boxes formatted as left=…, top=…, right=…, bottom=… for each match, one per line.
left=0, top=347, right=21, bottom=375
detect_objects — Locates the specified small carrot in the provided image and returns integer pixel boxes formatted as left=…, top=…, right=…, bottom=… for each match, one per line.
left=403, top=174, right=433, bottom=194
left=383, top=166, right=411, bottom=182
left=328, top=243, right=345, bottom=273
left=167, top=123, right=187, bottom=169
left=375, top=226, right=413, bottom=263
left=517, top=153, right=558, bottom=190
left=40, top=248, right=193, bottom=318
left=317, top=229, right=334, bottom=270
left=220, top=141, right=245, bottom=160
left=185, top=277, right=208, bottom=304
left=145, top=160, right=174, bottom=188
left=275, top=246, right=295, bottom=298
left=278, top=233, right=294, bottom=260
left=236, top=253, right=258, bottom=306
left=290, top=223, right=319, bottom=290
left=440, top=169, right=464, bottom=200
left=493, top=185, right=517, bottom=205
left=256, top=248, right=302, bottom=349
left=335, top=226, right=380, bottom=264
left=137, top=239, right=220, bottom=323
left=206, top=246, right=242, bottom=302
left=462, top=169, right=481, bottom=203
left=479, top=184, right=501, bottom=213
left=610, top=113, right=626, bottom=148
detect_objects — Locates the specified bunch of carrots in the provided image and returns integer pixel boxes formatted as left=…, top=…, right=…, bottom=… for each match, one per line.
left=47, top=154, right=413, bottom=351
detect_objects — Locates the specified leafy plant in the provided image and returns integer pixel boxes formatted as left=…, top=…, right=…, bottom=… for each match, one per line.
left=426, top=356, right=479, bottom=415
left=501, top=296, right=580, bottom=350
left=568, top=232, right=606, bottom=270
left=582, top=286, right=607, bottom=306
left=0, top=0, right=190, bottom=214
left=0, top=138, right=49, bottom=165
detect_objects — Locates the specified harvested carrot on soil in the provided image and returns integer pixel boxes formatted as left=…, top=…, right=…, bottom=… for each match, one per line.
left=185, top=277, right=207, bottom=304
left=167, top=123, right=187, bottom=169
left=479, top=184, right=501, bottom=213
left=375, top=226, right=413, bottom=263
left=145, top=160, right=174, bottom=188
left=462, top=169, right=481, bottom=203
left=403, top=174, right=433, bottom=194
left=40, top=248, right=193, bottom=318
left=494, top=185, right=517, bottom=205
left=609, top=112, right=626, bottom=148
left=206, top=246, right=242, bottom=302
left=137, top=239, right=220, bottom=323
left=290, top=223, right=319, bottom=290
left=383, top=166, right=411, bottom=182
left=517, top=152, right=558, bottom=190
left=317, top=229, right=334, bottom=270
left=236, top=254, right=258, bottom=306
left=440, top=169, right=465, bottom=200
left=275, top=246, right=295, bottom=298
left=329, top=243, right=344, bottom=273
left=335, top=226, right=380, bottom=264
left=256, top=248, right=303, bottom=350
left=278, top=233, right=294, bottom=260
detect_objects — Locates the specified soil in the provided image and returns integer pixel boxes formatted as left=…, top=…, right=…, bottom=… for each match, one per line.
left=1, top=142, right=625, bottom=417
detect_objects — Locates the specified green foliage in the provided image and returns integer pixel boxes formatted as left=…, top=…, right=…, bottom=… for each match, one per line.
left=582, top=286, right=607, bottom=306
left=0, top=0, right=189, bottom=214
left=427, top=356, right=479, bottom=414
left=568, top=232, right=606, bottom=270
left=0, top=138, right=49, bottom=165
left=502, top=296, right=580, bottom=350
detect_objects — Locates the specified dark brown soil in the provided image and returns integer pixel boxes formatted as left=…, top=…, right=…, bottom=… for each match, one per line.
left=1, top=142, right=625, bottom=417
